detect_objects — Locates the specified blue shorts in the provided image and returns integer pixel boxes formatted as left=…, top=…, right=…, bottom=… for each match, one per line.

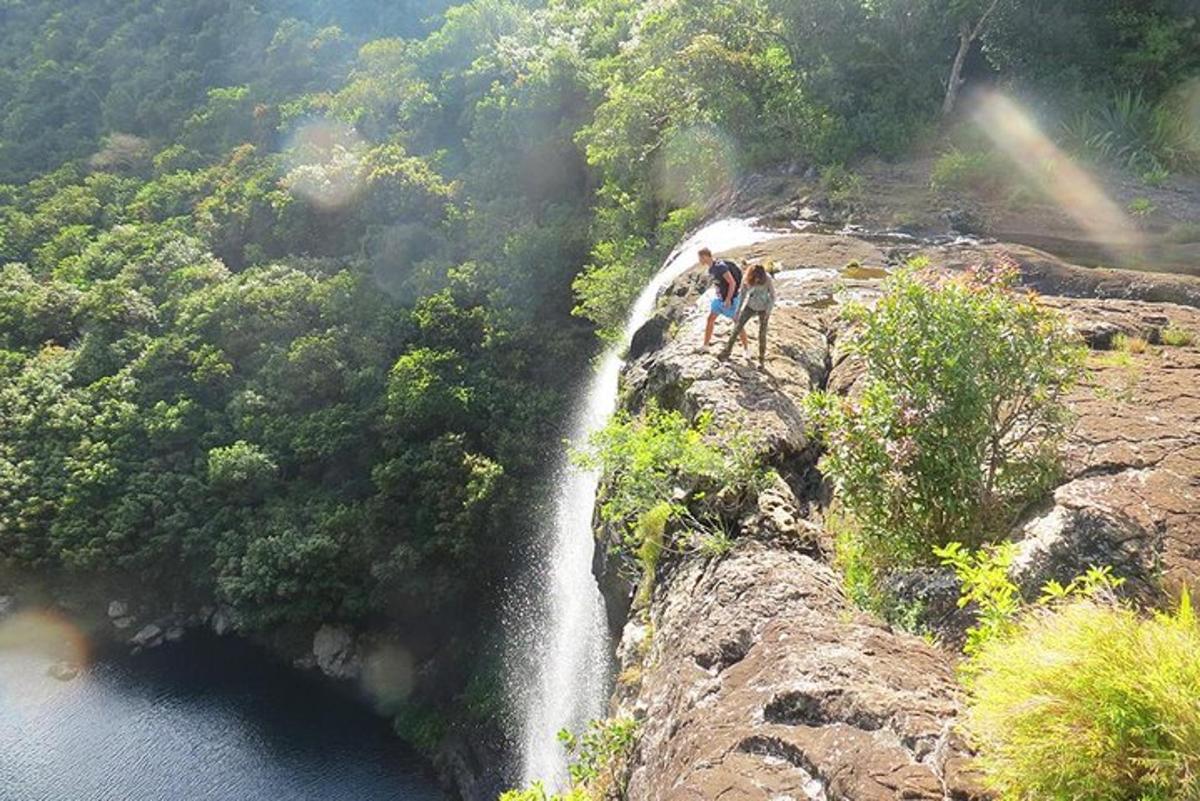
left=710, top=295, right=741, bottom=319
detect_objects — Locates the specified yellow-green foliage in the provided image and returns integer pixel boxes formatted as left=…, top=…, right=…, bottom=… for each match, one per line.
left=499, top=783, right=587, bottom=801
left=577, top=401, right=766, bottom=566
left=966, top=592, right=1200, bottom=801
left=1162, top=326, right=1194, bottom=347
left=1128, top=196, right=1157, bottom=217
left=1113, top=332, right=1148, bottom=353
left=930, top=148, right=1010, bottom=195
left=500, top=717, right=641, bottom=800
left=633, top=502, right=671, bottom=607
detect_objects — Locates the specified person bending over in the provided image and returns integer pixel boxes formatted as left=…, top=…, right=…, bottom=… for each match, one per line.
left=699, top=247, right=748, bottom=350
left=719, top=262, right=776, bottom=369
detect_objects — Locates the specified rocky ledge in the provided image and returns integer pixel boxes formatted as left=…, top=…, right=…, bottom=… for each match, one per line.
left=601, top=230, right=1200, bottom=800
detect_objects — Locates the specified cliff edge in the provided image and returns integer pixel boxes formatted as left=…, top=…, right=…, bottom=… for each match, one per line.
left=600, top=230, right=1200, bottom=800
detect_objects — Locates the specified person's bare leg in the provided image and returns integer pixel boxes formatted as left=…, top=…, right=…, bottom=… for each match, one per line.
left=704, top=313, right=717, bottom=347
left=740, top=328, right=749, bottom=350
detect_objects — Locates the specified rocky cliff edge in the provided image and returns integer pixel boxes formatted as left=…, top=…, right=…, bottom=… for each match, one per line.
left=600, top=231, right=1200, bottom=800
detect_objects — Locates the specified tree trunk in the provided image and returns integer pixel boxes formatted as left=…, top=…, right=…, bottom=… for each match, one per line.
left=942, top=26, right=972, bottom=117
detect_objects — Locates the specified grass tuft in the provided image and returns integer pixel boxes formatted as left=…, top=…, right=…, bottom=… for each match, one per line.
left=1162, top=326, right=1194, bottom=347
left=966, top=593, right=1200, bottom=801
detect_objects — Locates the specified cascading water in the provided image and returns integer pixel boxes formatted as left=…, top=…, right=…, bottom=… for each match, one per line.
left=519, top=218, right=781, bottom=789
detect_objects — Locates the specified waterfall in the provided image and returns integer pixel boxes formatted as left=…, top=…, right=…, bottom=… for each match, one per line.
left=518, top=218, right=780, bottom=790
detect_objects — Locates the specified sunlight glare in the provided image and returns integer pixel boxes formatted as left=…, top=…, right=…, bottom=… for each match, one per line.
left=282, top=118, right=366, bottom=210
left=972, top=92, right=1142, bottom=259
left=657, top=123, right=737, bottom=208
left=360, top=642, right=416, bottom=712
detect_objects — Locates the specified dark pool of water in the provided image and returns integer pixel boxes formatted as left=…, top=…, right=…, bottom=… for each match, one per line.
left=0, top=632, right=444, bottom=801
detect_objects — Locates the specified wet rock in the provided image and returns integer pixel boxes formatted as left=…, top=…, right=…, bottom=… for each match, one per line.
left=210, top=608, right=232, bottom=636
left=111, top=615, right=135, bottom=630
left=0, top=595, right=14, bottom=618
left=107, top=600, right=128, bottom=619
left=131, top=624, right=164, bottom=648
left=165, top=625, right=186, bottom=642
left=313, top=624, right=361, bottom=680
left=627, top=314, right=670, bottom=361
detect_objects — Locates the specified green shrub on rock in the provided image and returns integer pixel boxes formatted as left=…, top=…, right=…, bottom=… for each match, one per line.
left=966, top=592, right=1200, bottom=801
left=576, top=402, right=766, bottom=556
left=805, top=262, right=1085, bottom=568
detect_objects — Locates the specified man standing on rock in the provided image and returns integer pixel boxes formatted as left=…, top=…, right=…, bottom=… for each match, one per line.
left=700, top=247, right=749, bottom=351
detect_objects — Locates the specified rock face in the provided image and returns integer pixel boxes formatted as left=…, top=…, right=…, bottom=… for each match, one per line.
left=622, top=541, right=984, bottom=801
left=604, top=229, right=1200, bottom=800
left=1013, top=296, right=1200, bottom=598
left=312, top=624, right=361, bottom=680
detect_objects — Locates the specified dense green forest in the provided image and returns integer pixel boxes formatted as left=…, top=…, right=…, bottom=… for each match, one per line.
left=0, top=0, right=1196, bottom=726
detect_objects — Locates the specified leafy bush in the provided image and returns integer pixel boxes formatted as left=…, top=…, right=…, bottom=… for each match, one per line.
left=499, top=785, right=587, bottom=801
left=965, top=592, right=1200, bottom=800
left=578, top=402, right=764, bottom=546
left=805, top=261, right=1084, bottom=568
left=572, top=206, right=700, bottom=343
left=935, top=541, right=1123, bottom=659
left=560, top=718, right=639, bottom=795
left=206, top=441, right=277, bottom=499
left=819, top=163, right=864, bottom=211
left=1060, top=90, right=1200, bottom=173
left=930, top=148, right=1010, bottom=195
left=575, top=402, right=766, bottom=603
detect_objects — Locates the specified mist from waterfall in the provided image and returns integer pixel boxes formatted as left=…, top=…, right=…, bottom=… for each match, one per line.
left=517, top=218, right=780, bottom=790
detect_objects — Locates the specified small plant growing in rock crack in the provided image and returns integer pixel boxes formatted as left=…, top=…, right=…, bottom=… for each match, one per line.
left=496, top=718, right=639, bottom=801
left=575, top=401, right=769, bottom=601
left=804, top=258, right=1086, bottom=580
left=1162, top=325, right=1194, bottom=346
left=935, top=540, right=1124, bottom=662
left=558, top=717, right=639, bottom=798
left=1128, top=196, right=1157, bottom=217
left=1112, top=332, right=1148, bottom=353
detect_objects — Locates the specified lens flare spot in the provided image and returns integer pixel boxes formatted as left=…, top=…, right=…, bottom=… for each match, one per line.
left=0, top=610, right=90, bottom=664
left=361, top=642, right=415, bottom=712
left=282, top=118, right=365, bottom=210
left=657, top=123, right=737, bottom=208
left=971, top=92, right=1141, bottom=261
left=0, top=610, right=91, bottom=711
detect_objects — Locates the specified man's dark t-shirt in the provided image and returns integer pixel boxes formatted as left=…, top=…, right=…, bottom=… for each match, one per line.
left=708, top=259, right=742, bottom=301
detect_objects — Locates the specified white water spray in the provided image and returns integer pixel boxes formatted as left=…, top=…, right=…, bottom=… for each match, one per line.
left=519, top=218, right=780, bottom=789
